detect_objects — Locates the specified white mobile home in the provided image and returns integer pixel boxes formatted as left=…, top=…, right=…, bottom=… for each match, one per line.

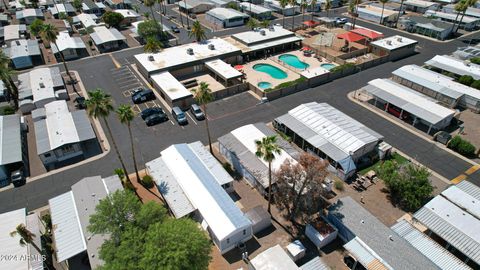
left=206, top=8, right=249, bottom=28
left=357, top=5, right=398, bottom=24
left=425, top=10, right=480, bottom=30
left=90, top=26, right=126, bottom=52
left=273, top=102, right=383, bottom=180
left=51, top=31, right=88, bottom=61
left=147, top=142, right=252, bottom=254
left=403, top=0, right=440, bottom=13
left=425, top=55, right=480, bottom=79
left=218, top=122, right=300, bottom=195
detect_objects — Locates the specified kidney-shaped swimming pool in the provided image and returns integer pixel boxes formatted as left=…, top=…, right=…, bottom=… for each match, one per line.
left=253, top=64, right=288, bottom=79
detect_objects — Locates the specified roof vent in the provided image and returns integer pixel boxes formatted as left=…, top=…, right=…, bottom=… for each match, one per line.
left=386, top=40, right=392, bottom=45
left=389, top=235, right=394, bottom=241
left=260, top=29, right=266, bottom=35
left=360, top=220, right=365, bottom=224
left=208, top=44, right=215, bottom=50
left=39, top=82, right=45, bottom=88
left=187, top=48, right=194, bottom=55
left=148, top=55, right=154, bottom=61
left=397, top=37, right=402, bottom=42
left=15, top=40, right=20, bottom=46
left=269, top=25, right=274, bottom=31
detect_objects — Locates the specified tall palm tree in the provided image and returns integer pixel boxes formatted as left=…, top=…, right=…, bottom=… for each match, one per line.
left=144, top=36, right=162, bottom=53
left=116, top=105, right=141, bottom=183
left=456, top=0, right=477, bottom=33
left=85, top=89, right=132, bottom=185
left=144, top=0, right=158, bottom=25
left=157, top=0, right=166, bottom=15
left=189, top=20, right=207, bottom=42
left=255, top=136, right=281, bottom=214
left=10, top=224, right=43, bottom=255
left=379, top=0, right=389, bottom=24
left=193, top=82, right=214, bottom=154
left=395, top=0, right=405, bottom=28
left=41, top=23, right=78, bottom=95
left=452, top=0, right=467, bottom=32
left=260, top=19, right=271, bottom=28
left=280, top=0, right=289, bottom=28
left=349, top=0, right=360, bottom=29
left=184, top=0, right=190, bottom=29
left=247, top=18, right=258, bottom=29
left=301, top=0, right=307, bottom=24
left=0, top=52, right=19, bottom=109
left=290, top=0, right=297, bottom=30
left=323, top=0, right=330, bottom=19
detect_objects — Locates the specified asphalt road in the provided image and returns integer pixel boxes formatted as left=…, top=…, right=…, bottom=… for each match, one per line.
left=1, top=12, right=479, bottom=213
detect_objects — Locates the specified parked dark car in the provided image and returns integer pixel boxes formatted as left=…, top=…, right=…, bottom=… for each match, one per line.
left=11, top=168, right=26, bottom=187
left=141, top=107, right=167, bottom=120
left=170, top=25, right=180, bottom=33
left=74, top=96, right=86, bottom=109
left=132, top=88, right=155, bottom=104
left=145, top=113, right=168, bottom=126
left=190, top=104, right=205, bottom=120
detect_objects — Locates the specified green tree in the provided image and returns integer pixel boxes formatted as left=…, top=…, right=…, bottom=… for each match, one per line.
left=448, top=135, right=476, bottom=156
left=102, top=11, right=125, bottom=28
left=193, top=82, right=214, bottom=153
left=349, top=0, right=361, bottom=29
left=144, top=0, right=159, bottom=25
left=88, top=190, right=142, bottom=240
left=377, top=161, right=434, bottom=211
left=458, top=75, right=474, bottom=86
left=260, top=19, right=270, bottom=28
left=379, top=0, right=389, bottom=24
left=455, top=0, right=477, bottom=33
left=30, top=0, right=38, bottom=8
left=280, top=0, right=289, bottom=28
left=247, top=18, right=258, bottom=30
left=72, top=0, right=82, bottom=11
left=141, top=219, right=211, bottom=269
left=143, top=36, right=162, bottom=53
left=0, top=52, right=19, bottom=109
left=10, top=223, right=43, bottom=255
left=41, top=23, right=77, bottom=95
left=395, top=0, right=405, bottom=28
left=189, top=20, right=207, bottom=42
left=58, top=12, right=68, bottom=20
left=451, top=0, right=467, bottom=32
left=117, top=105, right=141, bottom=183
left=85, top=89, right=132, bottom=185
left=255, top=136, right=281, bottom=213
left=471, top=79, right=480, bottom=89
left=137, top=19, right=163, bottom=39
left=470, top=57, right=480, bottom=64
left=29, top=19, right=44, bottom=37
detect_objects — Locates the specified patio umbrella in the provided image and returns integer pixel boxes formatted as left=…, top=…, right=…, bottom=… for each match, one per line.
left=234, top=65, right=244, bottom=70
left=336, top=32, right=365, bottom=43
left=303, top=20, right=319, bottom=28
left=350, top=28, right=384, bottom=40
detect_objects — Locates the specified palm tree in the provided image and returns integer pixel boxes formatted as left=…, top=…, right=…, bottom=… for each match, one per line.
left=41, top=23, right=78, bottom=95
left=0, top=52, right=19, bottom=109
left=260, top=19, right=271, bottom=28
left=116, top=105, right=141, bottom=183
left=189, top=20, right=207, bottom=42
left=10, top=224, right=43, bottom=255
left=349, top=0, right=360, bottom=29
left=323, top=0, right=330, bottom=19
left=255, top=136, right=281, bottom=214
left=157, top=0, right=166, bottom=15
left=144, top=0, right=158, bottom=25
left=395, top=0, right=405, bottom=28
left=184, top=0, right=190, bottom=29
left=301, top=0, right=307, bottom=25
left=193, top=82, right=214, bottom=154
left=379, top=0, right=389, bottom=24
left=85, top=89, right=132, bottom=185
left=280, top=0, right=289, bottom=28
left=144, top=36, right=162, bottom=53
left=290, top=0, right=297, bottom=30
left=247, top=18, right=258, bottom=30
left=455, top=0, right=477, bottom=33
left=452, top=0, right=467, bottom=32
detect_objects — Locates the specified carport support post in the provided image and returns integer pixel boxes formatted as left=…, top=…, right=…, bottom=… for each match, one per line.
left=427, top=123, right=433, bottom=135
left=412, top=116, right=418, bottom=127
left=399, top=109, right=404, bottom=119
left=384, top=102, right=389, bottom=112
left=374, top=97, right=378, bottom=107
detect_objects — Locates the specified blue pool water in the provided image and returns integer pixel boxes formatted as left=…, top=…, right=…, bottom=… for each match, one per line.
left=253, top=64, right=288, bottom=79
left=321, top=63, right=336, bottom=70
left=258, top=82, right=272, bottom=89
left=279, top=54, right=310, bottom=69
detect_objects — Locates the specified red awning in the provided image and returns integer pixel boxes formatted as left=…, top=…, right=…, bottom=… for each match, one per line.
left=336, top=32, right=365, bottom=43
left=303, top=20, right=319, bottom=27
left=350, top=28, right=384, bottom=40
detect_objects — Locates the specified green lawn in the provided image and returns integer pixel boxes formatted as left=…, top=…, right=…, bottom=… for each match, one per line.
left=358, top=152, right=409, bottom=175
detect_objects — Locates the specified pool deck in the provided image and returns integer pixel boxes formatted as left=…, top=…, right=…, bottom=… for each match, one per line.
left=243, top=58, right=300, bottom=90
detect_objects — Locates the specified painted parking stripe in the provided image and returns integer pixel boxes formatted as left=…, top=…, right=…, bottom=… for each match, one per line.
left=187, top=113, right=198, bottom=125
left=451, top=174, right=467, bottom=184
left=120, top=82, right=142, bottom=89
left=115, top=75, right=138, bottom=82
left=465, top=165, right=480, bottom=175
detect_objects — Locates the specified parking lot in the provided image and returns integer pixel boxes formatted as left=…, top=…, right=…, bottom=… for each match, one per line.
left=109, top=64, right=203, bottom=130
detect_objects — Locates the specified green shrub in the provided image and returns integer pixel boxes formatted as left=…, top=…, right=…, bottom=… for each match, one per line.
left=141, top=175, right=154, bottom=188
left=448, top=135, right=476, bottom=157
left=334, top=179, right=344, bottom=191
left=471, top=80, right=480, bottom=90
left=458, top=75, right=474, bottom=86
left=222, top=162, right=234, bottom=174
left=0, top=105, right=15, bottom=115
left=114, top=168, right=125, bottom=179
left=330, top=63, right=357, bottom=73
left=264, top=77, right=307, bottom=92
left=471, top=57, right=480, bottom=65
